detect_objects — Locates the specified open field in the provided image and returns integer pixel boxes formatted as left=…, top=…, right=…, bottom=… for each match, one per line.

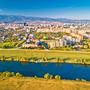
left=0, top=77, right=90, bottom=90
left=0, top=49, right=90, bottom=58
left=0, top=49, right=90, bottom=64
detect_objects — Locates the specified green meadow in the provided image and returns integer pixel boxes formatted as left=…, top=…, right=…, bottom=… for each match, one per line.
left=0, top=49, right=90, bottom=58
left=0, top=49, right=90, bottom=64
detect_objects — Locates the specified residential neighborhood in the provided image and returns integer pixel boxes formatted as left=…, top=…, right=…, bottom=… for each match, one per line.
left=0, top=22, right=90, bottom=50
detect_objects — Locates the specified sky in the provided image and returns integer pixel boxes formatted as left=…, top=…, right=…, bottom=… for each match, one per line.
left=0, top=0, right=90, bottom=19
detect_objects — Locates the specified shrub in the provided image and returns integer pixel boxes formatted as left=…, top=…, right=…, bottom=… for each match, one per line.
left=11, top=72, right=15, bottom=76
left=81, top=79, right=86, bottom=82
left=44, top=73, right=50, bottom=79
left=34, top=76, right=38, bottom=79
left=76, top=78, right=80, bottom=81
left=50, top=75, right=53, bottom=79
left=2, top=42, right=16, bottom=48
left=0, top=72, right=23, bottom=79
left=55, top=75, right=61, bottom=80
left=15, top=72, right=23, bottom=77
left=0, top=71, right=15, bottom=78
left=5, top=72, right=11, bottom=77
left=76, top=78, right=86, bottom=82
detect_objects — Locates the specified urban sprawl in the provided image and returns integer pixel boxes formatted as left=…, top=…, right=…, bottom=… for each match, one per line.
left=0, top=21, right=90, bottom=50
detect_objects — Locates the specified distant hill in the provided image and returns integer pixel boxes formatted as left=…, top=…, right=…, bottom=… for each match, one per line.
left=0, top=15, right=90, bottom=23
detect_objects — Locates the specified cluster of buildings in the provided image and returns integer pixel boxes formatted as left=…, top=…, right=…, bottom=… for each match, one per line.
left=0, top=21, right=90, bottom=49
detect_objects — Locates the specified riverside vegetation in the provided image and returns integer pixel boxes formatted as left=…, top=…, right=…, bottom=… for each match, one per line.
left=0, top=71, right=90, bottom=90
left=0, top=71, right=87, bottom=81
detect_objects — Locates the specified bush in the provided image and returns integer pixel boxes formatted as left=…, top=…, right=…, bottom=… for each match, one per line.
left=11, top=72, right=15, bottom=76
left=44, top=73, right=53, bottom=79
left=5, top=72, right=13, bottom=77
left=34, top=76, right=38, bottom=79
left=44, top=73, right=50, bottom=79
left=76, top=78, right=86, bottom=82
left=15, top=72, right=23, bottom=77
left=50, top=75, right=53, bottom=79
left=76, top=78, right=80, bottom=81
left=0, top=72, right=23, bottom=79
left=81, top=79, right=86, bottom=82
left=2, top=42, right=16, bottom=48
left=0, top=71, right=15, bottom=78
left=55, top=75, right=61, bottom=80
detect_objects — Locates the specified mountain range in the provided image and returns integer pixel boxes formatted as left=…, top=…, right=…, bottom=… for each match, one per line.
left=0, top=15, right=90, bottom=23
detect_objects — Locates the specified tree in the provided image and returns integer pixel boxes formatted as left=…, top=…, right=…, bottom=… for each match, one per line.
left=5, top=72, right=13, bottom=77
left=57, top=57, right=60, bottom=62
left=16, top=72, right=23, bottom=77
left=1, top=72, right=15, bottom=77
left=2, top=56, right=6, bottom=61
left=50, top=75, right=53, bottom=79
left=55, top=75, right=61, bottom=80
left=34, top=76, right=38, bottom=79
left=44, top=73, right=50, bottom=79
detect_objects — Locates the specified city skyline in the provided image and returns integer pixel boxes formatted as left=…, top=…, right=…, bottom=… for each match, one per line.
left=0, top=0, right=90, bottom=19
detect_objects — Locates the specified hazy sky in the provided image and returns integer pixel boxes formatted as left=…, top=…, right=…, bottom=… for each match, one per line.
left=0, top=0, right=90, bottom=19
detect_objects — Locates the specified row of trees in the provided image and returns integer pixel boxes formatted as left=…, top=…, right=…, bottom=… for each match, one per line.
left=0, top=40, right=25, bottom=48
left=0, top=55, right=90, bottom=64
left=44, top=73, right=61, bottom=80
left=43, top=73, right=87, bottom=81
left=0, top=72, right=87, bottom=82
left=0, top=42, right=16, bottom=48
left=0, top=71, right=23, bottom=78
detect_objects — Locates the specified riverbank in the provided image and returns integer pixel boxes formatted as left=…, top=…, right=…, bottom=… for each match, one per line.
left=0, top=49, right=90, bottom=65
left=0, top=77, right=90, bottom=90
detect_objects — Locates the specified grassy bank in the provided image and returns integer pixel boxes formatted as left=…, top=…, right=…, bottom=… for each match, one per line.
left=0, top=77, right=90, bottom=90
left=0, top=49, right=90, bottom=64
left=0, top=71, right=89, bottom=90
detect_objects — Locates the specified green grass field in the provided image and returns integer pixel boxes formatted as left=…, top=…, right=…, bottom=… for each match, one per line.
left=0, top=49, right=90, bottom=58
left=0, top=49, right=90, bottom=64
